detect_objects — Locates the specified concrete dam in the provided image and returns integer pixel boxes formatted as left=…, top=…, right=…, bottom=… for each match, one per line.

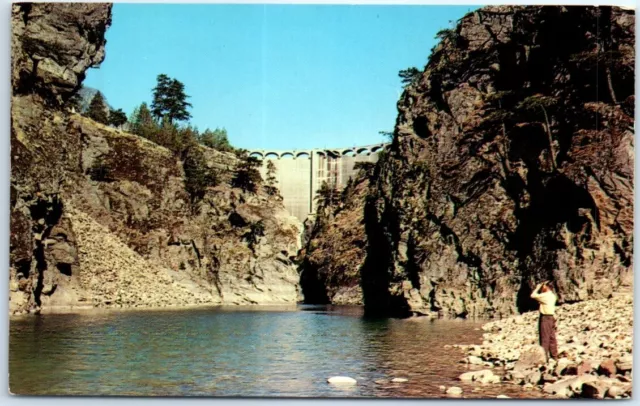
left=248, top=143, right=389, bottom=221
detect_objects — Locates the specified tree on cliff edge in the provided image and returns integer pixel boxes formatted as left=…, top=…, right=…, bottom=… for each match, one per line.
left=130, top=102, right=159, bottom=141
left=108, top=108, right=128, bottom=129
left=199, top=128, right=233, bottom=152
left=265, top=160, right=279, bottom=196
left=151, top=74, right=192, bottom=124
left=232, top=154, right=263, bottom=193
left=86, top=91, right=109, bottom=124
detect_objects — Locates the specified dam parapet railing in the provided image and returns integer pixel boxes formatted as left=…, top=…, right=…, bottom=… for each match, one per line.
left=246, top=143, right=390, bottom=221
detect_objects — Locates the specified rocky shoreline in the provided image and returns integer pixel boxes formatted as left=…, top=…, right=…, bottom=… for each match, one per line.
left=446, top=293, right=633, bottom=399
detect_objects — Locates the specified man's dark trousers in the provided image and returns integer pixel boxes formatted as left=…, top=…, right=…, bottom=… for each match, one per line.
left=539, top=314, right=558, bottom=360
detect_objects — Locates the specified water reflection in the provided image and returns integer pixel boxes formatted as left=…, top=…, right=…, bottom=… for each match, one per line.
left=10, top=306, right=542, bottom=398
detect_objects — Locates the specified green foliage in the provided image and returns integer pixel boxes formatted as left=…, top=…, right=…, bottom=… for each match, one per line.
left=182, top=143, right=218, bottom=206
left=435, top=27, right=459, bottom=42
left=129, top=102, right=158, bottom=140
left=151, top=74, right=192, bottom=124
left=232, top=155, right=263, bottom=193
left=516, top=94, right=558, bottom=112
left=108, top=108, right=128, bottom=128
left=199, top=128, right=233, bottom=151
left=398, top=67, right=421, bottom=87
left=86, top=91, right=109, bottom=124
left=315, top=181, right=339, bottom=209
left=265, top=160, right=279, bottom=196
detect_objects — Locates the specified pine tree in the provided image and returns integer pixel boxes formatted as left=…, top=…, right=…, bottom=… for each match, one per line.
left=86, top=91, right=109, bottom=124
left=151, top=74, right=192, bottom=124
left=108, top=108, right=128, bottom=128
left=151, top=74, right=172, bottom=121
left=398, top=67, right=421, bottom=87
left=130, top=102, right=158, bottom=141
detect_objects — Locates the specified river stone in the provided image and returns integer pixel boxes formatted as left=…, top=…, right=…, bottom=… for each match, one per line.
left=496, top=395, right=510, bottom=399
left=581, top=380, right=609, bottom=399
left=459, top=369, right=496, bottom=383
left=606, top=384, right=629, bottom=398
left=446, top=386, right=463, bottom=395
left=576, top=360, right=596, bottom=375
left=615, top=355, right=632, bottom=373
left=513, top=346, right=547, bottom=373
left=391, top=378, right=408, bottom=383
left=598, top=359, right=617, bottom=377
left=327, top=376, right=357, bottom=385
left=438, top=385, right=446, bottom=392
left=525, top=371, right=542, bottom=385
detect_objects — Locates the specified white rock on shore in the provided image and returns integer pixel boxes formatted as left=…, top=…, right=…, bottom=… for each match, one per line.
left=327, top=376, right=357, bottom=385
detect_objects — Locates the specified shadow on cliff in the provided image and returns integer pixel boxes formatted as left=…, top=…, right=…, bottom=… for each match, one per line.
left=360, top=195, right=412, bottom=318
left=506, top=168, right=599, bottom=313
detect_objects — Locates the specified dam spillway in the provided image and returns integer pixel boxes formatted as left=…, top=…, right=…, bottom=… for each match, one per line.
left=248, top=143, right=389, bottom=221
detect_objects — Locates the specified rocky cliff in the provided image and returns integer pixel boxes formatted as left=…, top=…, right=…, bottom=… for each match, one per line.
left=299, top=171, right=373, bottom=305
left=10, top=3, right=302, bottom=315
left=365, top=5, right=634, bottom=317
left=301, top=5, right=634, bottom=318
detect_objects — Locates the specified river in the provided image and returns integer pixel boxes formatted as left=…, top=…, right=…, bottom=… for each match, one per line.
left=9, top=305, right=541, bottom=397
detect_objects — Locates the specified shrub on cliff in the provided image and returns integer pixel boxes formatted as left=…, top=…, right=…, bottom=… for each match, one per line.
left=244, top=220, right=266, bottom=251
left=264, top=160, right=279, bottom=196
left=315, top=181, right=339, bottom=209
left=232, top=153, right=263, bottom=193
left=182, top=143, right=218, bottom=207
left=399, top=67, right=421, bottom=87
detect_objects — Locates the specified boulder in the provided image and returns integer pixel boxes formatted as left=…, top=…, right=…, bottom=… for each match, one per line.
left=446, top=386, right=463, bottom=396
left=615, top=355, right=632, bottom=373
left=576, top=360, right=596, bottom=375
left=391, top=378, right=408, bottom=383
left=524, top=371, right=542, bottom=385
left=513, top=346, right=547, bottom=373
left=581, top=380, right=610, bottom=399
left=466, top=355, right=484, bottom=365
left=597, top=359, right=617, bottom=377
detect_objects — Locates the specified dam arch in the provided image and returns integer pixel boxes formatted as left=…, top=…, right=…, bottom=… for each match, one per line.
left=248, top=142, right=389, bottom=221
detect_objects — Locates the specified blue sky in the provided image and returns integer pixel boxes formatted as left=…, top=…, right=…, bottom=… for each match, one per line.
left=84, top=4, right=477, bottom=150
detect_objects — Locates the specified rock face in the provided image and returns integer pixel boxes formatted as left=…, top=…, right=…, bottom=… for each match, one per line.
left=298, top=172, right=372, bottom=305
left=11, top=3, right=112, bottom=104
left=361, top=6, right=634, bottom=317
left=10, top=4, right=302, bottom=315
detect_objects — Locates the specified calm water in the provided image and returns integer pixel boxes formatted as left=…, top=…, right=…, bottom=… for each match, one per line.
left=10, top=305, right=540, bottom=398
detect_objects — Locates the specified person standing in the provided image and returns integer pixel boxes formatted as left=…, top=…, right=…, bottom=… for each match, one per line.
left=530, top=281, right=558, bottom=361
